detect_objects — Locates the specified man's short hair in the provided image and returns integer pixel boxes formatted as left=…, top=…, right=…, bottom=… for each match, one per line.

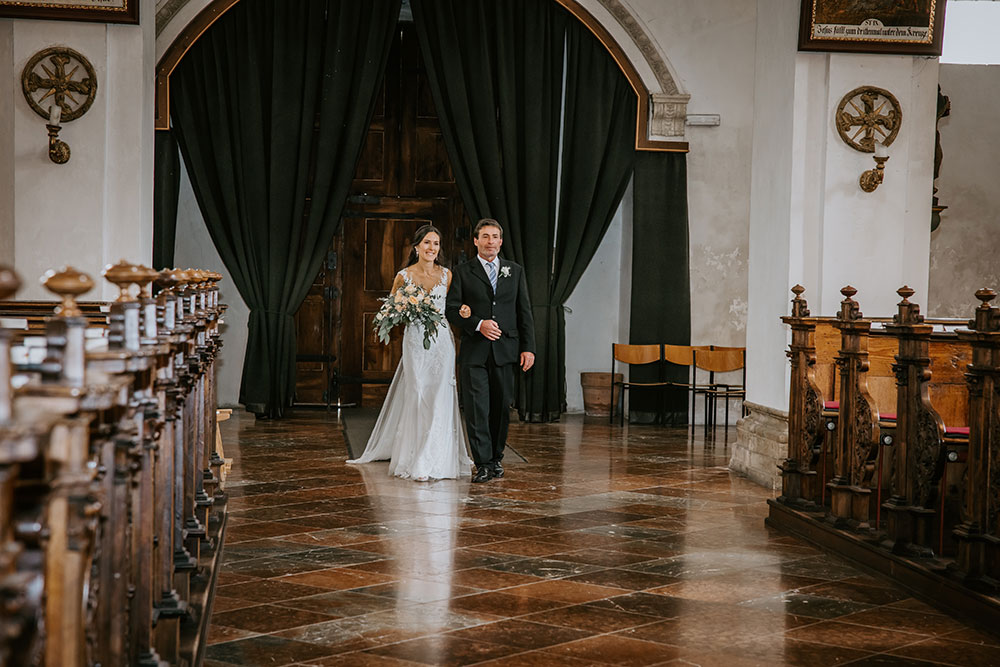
left=474, top=218, right=503, bottom=238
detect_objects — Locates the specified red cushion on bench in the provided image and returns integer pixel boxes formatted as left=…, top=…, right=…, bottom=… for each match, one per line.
left=945, top=426, right=969, bottom=436
left=824, top=401, right=839, bottom=410
left=880, top=413, right=896, bottom=421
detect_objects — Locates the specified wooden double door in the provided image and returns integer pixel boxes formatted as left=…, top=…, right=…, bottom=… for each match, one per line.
left=294, top=22, right=473, bottom=407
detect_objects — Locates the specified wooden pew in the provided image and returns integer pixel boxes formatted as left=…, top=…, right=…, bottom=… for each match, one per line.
left=770, top=283, right=1000, bottom=625
left=0, top=300, right=108, bottom=342
left=777, top=285, right=825, bottom=509
left=952, top=288, right=1000, bottom=590
left=881, top=287, right=951, bottom=558
left=0, top=262, right=227, bottom=666
left=0, top=266, right=46, bottom=667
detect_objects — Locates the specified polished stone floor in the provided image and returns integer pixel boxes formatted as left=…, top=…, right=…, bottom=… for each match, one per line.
left=205, top=411, right=1000, bottom=666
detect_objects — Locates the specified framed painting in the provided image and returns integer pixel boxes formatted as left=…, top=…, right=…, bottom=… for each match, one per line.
left=0, top=0, right=139, bottom=24
left=798, top=0, right=946, bottom=56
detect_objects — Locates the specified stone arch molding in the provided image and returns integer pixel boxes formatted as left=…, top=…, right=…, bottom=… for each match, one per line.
left=155, top=0, right=689, bottom=149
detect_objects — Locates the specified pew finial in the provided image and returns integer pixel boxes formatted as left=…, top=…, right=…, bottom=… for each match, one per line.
left=893, top=285, right=923, bottom=326
left=838, top=285, right=862, bottom=321
left=41, top=267, right=93, bottom=317
left=974, top=288, right=996, bottom=308
left=0, top=265, right=22, bottom=301
left=971, top=288, right=999, bottom=333
left=155, top=269, right=178, bottom=293
left=132, top=265, right=159, bottom=298
left=790, top=285, right=810, bottom=318
left=103, top=260, right=144, bottom=302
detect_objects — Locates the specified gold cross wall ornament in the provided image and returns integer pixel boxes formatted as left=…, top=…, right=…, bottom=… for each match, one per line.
left=21, top=46, right=98, bottom=123
left=835, top=86, right=901, bottom=153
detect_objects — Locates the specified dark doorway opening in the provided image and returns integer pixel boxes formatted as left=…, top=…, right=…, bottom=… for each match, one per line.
left=293, top=20, right=472, bottom=408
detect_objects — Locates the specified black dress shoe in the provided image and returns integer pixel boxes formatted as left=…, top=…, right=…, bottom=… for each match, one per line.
left=491, top=462, right=505, bottom=478
left=472, top=466, right=493, bottom=483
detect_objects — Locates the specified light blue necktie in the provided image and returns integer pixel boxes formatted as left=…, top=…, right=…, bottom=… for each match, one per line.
left=486, top=260, right=497, bottom=291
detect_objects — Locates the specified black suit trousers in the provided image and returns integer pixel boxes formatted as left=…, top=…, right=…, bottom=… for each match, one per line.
left=460, top=347, right=514, bottom=467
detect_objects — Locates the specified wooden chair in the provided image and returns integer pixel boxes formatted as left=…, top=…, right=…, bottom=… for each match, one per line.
left=663, top=343, right=713, bottom=424
left=693, top=347, right=746, bottom=429
left=610, top=344, right=670, bottom=426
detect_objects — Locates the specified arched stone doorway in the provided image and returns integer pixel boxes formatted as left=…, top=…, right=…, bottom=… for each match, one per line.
left=154, top=0, right=691, bottom=149
left=158, top=0, right=692, bottom=412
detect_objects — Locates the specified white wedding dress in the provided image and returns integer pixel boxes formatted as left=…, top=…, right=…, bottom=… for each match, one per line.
left=347, top=268, right=472, bottom=480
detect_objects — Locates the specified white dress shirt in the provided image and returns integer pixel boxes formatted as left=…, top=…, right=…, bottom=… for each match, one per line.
left=475, top=255, right=499, bottom=332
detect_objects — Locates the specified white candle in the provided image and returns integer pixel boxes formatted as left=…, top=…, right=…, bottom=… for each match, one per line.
left=48, top=104, right=61, bottom=125
left=874, top=141, right=888, bottom=159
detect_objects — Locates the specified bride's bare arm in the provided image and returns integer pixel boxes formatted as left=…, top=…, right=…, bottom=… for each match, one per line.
left=390, top=273, right=405, bottom=295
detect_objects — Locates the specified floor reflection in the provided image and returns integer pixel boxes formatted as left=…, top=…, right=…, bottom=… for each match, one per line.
left=204, top=411, right=1000, bottom=667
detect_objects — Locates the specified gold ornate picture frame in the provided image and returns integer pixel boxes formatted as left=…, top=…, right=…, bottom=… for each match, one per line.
left=0, top=0, right=138, bottom=25
left=798, top=0, right=947, bottom=56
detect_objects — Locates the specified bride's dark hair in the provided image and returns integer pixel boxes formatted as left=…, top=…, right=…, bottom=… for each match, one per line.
left=403, top=224, right=445, bottom=268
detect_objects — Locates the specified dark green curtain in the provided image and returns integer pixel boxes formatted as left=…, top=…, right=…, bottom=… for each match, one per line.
left=414, top=0, right=641, bottom=421
left=170, top=0, right=400, bottom=417
left=536, top=21, right=637, bottom=421
left=153, top=130, right=180, bottom=270
left=629, top=152, right=690, bottom=423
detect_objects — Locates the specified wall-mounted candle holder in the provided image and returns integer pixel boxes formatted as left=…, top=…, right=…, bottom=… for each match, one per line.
left=860, top=142, right=889, bottom=193
left=21, top=47, right=98, bottom=165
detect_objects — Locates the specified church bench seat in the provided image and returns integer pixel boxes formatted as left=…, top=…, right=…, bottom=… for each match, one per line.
left=772, top=283, right=1000, bottom=618
left=0, top=264, right=227, bottom=667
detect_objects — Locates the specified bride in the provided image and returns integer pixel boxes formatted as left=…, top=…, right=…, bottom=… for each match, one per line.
left=347, top=224, right=472, bottom=481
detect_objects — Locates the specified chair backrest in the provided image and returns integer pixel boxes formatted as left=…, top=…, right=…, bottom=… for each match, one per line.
left=694, top=348, right=745, bottom=373
left=662, top=344, right=711, bottom=366
left=612, top=343, right=661, bottom=366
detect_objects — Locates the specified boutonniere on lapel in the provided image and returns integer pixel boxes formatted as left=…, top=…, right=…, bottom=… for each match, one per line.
left=499, top=266, right=511, bottom=279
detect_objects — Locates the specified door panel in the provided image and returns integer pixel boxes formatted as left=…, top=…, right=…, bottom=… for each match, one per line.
left=340, top=199, right=459, bottom=406
left=294, top=21, right=472, bottom=408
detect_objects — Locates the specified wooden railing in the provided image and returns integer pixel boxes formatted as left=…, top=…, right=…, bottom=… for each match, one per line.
left=770, top=284, right=1000, bottom=622
left=0, top=262, right=227, bottom=666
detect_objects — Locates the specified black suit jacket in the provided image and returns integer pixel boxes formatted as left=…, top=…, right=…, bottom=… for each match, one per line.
left=446, top=257, right=535, bottom=366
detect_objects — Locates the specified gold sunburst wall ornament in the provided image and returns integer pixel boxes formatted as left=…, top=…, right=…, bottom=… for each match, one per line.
left=835, top=86, right=901, bottom=153
left=835, top=86, right=901, bottom=193
left=21, top=46, right=98, bottom=164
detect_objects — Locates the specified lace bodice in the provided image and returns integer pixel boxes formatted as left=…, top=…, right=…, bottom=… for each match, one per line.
left=400, top=267, right=449, bottom=324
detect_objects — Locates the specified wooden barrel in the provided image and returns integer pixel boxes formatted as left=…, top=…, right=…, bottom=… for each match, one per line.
left=581, top=372, right=622, bottom=417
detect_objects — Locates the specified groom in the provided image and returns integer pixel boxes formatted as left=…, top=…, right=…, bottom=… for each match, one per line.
left=446, top=218, right=535, bottom=483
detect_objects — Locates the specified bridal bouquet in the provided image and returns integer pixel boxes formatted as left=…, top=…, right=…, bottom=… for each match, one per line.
left=373, top=283, right=443, bottom=350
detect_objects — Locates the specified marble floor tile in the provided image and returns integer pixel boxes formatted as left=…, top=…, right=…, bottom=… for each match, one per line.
left=542, top=634, right=682, bottom=666
left=206, top=411, right=999, bottom=667
left=210, top=603, right=337, bottom=633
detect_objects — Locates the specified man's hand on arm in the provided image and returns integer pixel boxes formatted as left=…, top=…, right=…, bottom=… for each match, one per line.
left=478, top=319, right=502, bottom=341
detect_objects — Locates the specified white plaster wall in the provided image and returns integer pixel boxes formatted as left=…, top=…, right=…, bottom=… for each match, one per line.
left=745, top=0, right=800, bottom=412
left=928, top=64, right=1000, bottom=318
left=746, top=44, right=939, bottom=414
left=7, top=15, right=154, bottom=299
left=564, top=184, right=630, bottom=413
left=814, top=54, right=937, bottom=317
left=629, top=0, right=755, bottom=348
left=0, top=22, right=12, bottom=266
left=173, top=158, right=249, bottom=408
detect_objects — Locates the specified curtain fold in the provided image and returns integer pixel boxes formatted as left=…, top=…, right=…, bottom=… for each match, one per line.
left=153, top=129, right=181, bottom=270
left=629, top=152, right=691, bottom=424
left=535, top=20, right=637, bottom=421
left=170, top=0, right=400, bottom=417
left=416, top=0, right=640, bottom=421
left=411, top=0, right=566, bottom=273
